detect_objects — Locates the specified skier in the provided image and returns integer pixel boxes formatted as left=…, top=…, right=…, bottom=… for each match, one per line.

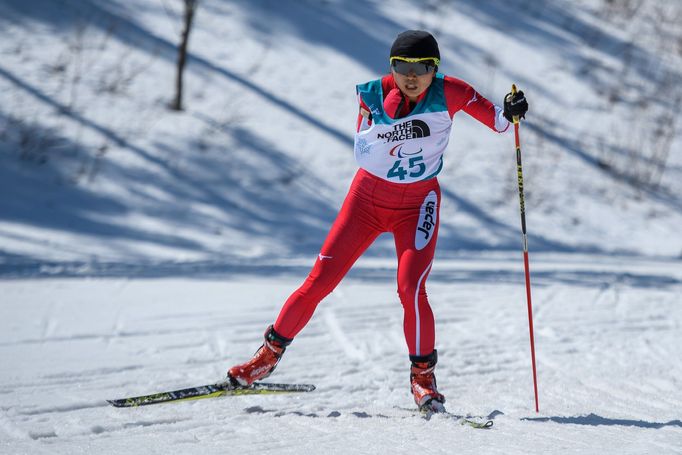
left=227, top=30, right=528, bottom=412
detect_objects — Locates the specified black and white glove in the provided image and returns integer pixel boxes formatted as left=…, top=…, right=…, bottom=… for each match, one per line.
left=503, top=90, right=528, bottom=122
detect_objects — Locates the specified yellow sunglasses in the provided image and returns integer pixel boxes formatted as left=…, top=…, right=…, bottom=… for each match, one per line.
left=390, top=56, right=440, bottom=75
left=390, top=56, right=441, bottom=66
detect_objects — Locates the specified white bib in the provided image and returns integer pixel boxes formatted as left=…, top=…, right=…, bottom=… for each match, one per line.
left=354, top=76, right=453, bottom=183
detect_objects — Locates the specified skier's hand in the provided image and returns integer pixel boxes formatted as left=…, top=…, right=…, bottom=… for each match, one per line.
left=503, top=90, right=528, bottom=122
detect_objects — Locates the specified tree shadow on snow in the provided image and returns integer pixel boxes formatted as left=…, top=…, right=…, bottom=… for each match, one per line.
left=525, top=122, right=682, bottom=215
left=3, top=0, right=671, bottom=146
left=0, top=0, right=353, bottom=147
left=2, top=254, right=681, bottom=291
left=436, top=186, right=607, bottom=255
left=1, top=0, right=680, bottom=277
left=523, top=413, right=682, bottom=429
left=0, top=67, right=339, bottom=264
left=0, top=110, right=205, bottom=257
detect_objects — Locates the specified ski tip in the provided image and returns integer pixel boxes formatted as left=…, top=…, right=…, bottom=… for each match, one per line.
left=461, top=419, right=494, bottom=429
left=488, top=409, right=505, bottom=419
left=107, top=398, right=144, bottom=408
left=107, top=399, right=127, bottom=408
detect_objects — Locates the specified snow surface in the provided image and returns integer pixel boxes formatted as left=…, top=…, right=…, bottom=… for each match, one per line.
left=1, top=255, right=681, bottom=454
left=1, top=0, right=681, bottom=453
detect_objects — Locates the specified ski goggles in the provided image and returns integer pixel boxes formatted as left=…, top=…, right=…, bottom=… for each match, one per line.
left=390, top=56, right=440, bottom=76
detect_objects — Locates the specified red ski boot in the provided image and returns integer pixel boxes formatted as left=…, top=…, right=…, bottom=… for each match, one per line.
left=227, top=325, right=292, bottom=386
left=410, top=350, right=445, bottom=412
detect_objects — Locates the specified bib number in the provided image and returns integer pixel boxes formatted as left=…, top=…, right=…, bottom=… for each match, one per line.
left=387, top=156, right=426, bottom=181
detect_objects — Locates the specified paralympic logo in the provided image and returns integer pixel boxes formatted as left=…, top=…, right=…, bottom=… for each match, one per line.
left=389, top=143, right=422, bottom=158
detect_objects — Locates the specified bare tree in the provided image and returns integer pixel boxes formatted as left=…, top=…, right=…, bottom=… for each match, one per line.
left=170, top=0, right=198, bottom=111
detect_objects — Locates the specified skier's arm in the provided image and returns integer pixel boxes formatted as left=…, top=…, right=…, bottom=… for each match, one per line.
left=356, top=95, right=373, bottom=132
left=443, top=76, right=510, bottom=133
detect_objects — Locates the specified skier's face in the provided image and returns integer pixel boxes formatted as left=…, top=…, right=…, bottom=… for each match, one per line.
left=391, top=66, right=435, bottom=102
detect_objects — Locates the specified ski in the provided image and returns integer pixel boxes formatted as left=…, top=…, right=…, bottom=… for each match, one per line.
left=107, top=381, right=316, bottom=408
left=397, top=403, right=495, bottom=429
left=453, top=415, right=494, bottom=429
left=421, top=409, right=494, bottom=428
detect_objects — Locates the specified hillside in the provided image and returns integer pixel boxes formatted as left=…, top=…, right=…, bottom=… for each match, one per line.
left=1, top=0, right=681, bottom=276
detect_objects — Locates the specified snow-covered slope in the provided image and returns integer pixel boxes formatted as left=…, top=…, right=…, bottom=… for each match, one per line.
left=1, top=0, right=681, bottom=269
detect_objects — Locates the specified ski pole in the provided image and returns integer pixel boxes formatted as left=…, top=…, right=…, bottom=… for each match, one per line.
left=511, top=84, right=539, bottom=413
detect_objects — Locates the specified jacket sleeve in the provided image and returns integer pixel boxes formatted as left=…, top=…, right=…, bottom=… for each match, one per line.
left=443, top=76, right=509, bottom=133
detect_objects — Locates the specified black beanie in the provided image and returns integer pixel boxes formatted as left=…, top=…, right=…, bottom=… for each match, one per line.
left=389, top=30, right=440, bottom=61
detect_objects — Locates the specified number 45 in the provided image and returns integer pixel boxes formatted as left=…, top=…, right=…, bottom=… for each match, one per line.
left=387, top=156, right=426, bottom=180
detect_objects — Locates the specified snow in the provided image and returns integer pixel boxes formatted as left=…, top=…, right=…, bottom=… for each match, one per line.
left=1, top=0, right=681, bottom=453
left=1, top=256, right=681, bottom=453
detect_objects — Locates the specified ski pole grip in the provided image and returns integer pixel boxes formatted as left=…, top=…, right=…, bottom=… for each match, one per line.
left=511, top=84, right=520, bottom=124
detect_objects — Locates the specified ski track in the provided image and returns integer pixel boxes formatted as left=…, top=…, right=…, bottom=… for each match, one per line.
left=1, top=257, right=681, bottom=454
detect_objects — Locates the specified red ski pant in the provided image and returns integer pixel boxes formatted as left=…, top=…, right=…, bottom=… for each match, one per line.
left=274, top=168, right=440, bottom=356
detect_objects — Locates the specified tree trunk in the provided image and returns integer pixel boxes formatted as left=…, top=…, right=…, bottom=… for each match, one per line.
left=171, top=0, right=198, bottom=111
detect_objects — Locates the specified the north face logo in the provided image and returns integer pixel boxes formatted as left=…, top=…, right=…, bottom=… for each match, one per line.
left=405, top=119, right=430, bottom=137
left=377, top=119, right=431, bottom=143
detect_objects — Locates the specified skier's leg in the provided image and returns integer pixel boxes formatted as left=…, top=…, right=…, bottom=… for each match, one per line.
left=392, top=186, right=444, bottom=408
left=274, top=188, right=382, bottom=338
left=393, top=190, right=440, bottom=357
left=228, top=172, right=382, bottom=385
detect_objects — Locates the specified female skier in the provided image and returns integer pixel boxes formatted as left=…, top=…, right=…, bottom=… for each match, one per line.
left=227, top=30, right=528, bottom=412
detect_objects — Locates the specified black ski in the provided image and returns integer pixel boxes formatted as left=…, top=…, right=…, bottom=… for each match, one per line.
left=108, top=381, right=316, bottom=408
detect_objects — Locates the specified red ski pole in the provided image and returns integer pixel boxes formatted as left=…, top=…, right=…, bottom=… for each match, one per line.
left=511, top=84, right=539, bottom=413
